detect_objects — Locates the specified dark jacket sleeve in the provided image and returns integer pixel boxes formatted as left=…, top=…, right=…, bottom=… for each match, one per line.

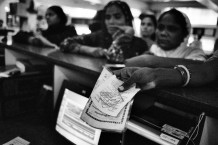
left=13, top=31, right=34, bottom=44
left=44, top=25, right=77, bottom=46
left=132, top=37, right=149, bottom=55
left=119, top=36, right=149, bottom=59
left=71, top=31, right=103, bottom=47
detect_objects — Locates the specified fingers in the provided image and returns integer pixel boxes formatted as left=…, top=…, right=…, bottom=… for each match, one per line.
left=114, top=67, right=157, bottom=92
left=118, top=76, right=156, bottom=92
left=113, top=67, right=140, bottom=91
left=112, top=29, right=124, bottom=40
left=114, top=26, right=134, bottom=35
left=113, top=67, right=139, bottom=79
left=118, top=76, right=136, bottom=92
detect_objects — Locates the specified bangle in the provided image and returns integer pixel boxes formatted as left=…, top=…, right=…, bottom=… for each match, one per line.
left=174, top=65, right=191, bottom=87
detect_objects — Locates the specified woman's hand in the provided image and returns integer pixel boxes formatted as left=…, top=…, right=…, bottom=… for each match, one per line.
left=86, top=47, right=107, bottom=57
left=113, top=67, right=157, bottom=91
left=60, top=37, right=79, bottom=52
left=112, top=26, right=134, bottom=39
left=105, top=26, right=134, bottom=63
left=105, top=43, right=124, bottom=63
left=112, top=26, right=134, bottom=43
left=35, top=34, right=58, bottom=48
left=113, top=67, right=182, bottom=92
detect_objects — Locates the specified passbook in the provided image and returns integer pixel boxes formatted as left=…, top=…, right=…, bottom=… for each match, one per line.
left=81, top=67, right=140, bottom=132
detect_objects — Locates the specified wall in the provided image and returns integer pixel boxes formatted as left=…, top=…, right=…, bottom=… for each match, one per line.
left=0, top=0, right=17, bottom=27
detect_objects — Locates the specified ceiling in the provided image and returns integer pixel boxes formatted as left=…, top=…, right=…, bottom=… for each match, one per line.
left=35, top=0, right=218, bottom=12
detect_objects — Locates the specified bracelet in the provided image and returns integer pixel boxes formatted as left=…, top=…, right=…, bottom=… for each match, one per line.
left=174, top=65, right=191, bottom=87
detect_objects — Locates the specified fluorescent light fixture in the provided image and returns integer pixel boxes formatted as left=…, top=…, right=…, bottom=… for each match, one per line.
left=83, top=0, right=101, bottom=4
left=177, top=7, right=218, bottom=26
left=62, top=6, right=97, bottom=19
left=5, top=6, right=10, bottom=12
left=75, top=24, right=91, bottom=35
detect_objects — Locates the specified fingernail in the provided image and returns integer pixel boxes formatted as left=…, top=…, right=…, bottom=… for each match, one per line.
left=118, top=86, right=124, bottom=91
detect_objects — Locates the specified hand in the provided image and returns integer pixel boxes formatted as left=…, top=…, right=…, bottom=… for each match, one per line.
left=35, top=34, right=58, bottom=48
left=60, top=37, right=79, bottom=52
left=113, top=67, right=181, bottom=92
left=105, top=43, right=124, bottom=63
left=112, top=26, right=134, bottom=43
left=86, top=47, right=107, bottom=57
left=113, top=67, right=157, bottom=91
left=112, top=26, right=134, bottom=40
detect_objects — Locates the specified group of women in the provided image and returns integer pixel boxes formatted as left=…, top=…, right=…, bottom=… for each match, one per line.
left=13, top=0, right=205, bottom=63
left=12, top=0, right=218, bottom=91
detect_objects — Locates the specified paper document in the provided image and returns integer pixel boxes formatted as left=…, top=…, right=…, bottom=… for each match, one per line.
left=91, top=68, right=140, bottom=116
left=81, top=67, right=140, bottom=132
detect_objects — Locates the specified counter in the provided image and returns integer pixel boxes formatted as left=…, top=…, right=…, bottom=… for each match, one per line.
left=0, top=42, right=217, bottom=145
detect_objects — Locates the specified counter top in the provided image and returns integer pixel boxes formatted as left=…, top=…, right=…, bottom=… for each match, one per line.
left=0, top=42, right=106, bottom=77
left=153, top=85, right=218, bottom=117
left=1, top=42, right=218, bottom=119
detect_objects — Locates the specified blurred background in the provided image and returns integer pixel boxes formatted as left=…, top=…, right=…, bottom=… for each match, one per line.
left=0, top=0, right=217, bottom=55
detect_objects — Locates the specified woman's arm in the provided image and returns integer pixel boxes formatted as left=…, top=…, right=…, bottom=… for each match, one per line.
left=114, top=56, right=218, bottom=91
left=113, top=67, right=183, bottom=91
left=60, top=32, right=106, bottom=57
left=33, top=35, right=58, bottom=48
left=125, top=54, right=204, bottom=68
left=44, top=25, right=77, bottom=46
left=78, top=45, right=107, bottom=57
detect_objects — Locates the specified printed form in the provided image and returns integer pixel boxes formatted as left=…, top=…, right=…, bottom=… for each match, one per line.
left=91, top=67, right=140, bottom=116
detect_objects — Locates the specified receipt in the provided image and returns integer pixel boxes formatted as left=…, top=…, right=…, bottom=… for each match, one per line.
left=91, top=69, right=140, bottom=116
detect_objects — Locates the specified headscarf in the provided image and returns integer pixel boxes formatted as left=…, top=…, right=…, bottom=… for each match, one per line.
left=47, top=5, right=67, bottom=25
left=150, top=8, right=205, bottom=60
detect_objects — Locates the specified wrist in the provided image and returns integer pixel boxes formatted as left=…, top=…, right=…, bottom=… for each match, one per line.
left=155, top=68, right=183, bottom=88
left=174, top=65, right=191, bottom=87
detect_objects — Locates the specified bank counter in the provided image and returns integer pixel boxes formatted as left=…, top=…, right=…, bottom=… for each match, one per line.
left=0, top=42, right=218, bottom=145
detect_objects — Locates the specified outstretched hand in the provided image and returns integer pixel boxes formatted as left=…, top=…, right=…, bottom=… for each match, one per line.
left=113, top=67, right=157, bottom=91
left=113, top=67, right=181, bottom=92
left=35, top=34, right=58, bottom=48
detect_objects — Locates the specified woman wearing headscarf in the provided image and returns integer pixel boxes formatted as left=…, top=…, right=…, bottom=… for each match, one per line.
left=124, top=8, right=206, bottom=68
left=60, top=0, right=148, bottom=63
left=150, top=8, right=205, bottom=60
left=13, top=5, right=77, bottom=48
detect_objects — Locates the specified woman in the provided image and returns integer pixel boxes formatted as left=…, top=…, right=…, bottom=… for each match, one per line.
left=139, top=13, right=157, bottom=48
left=13, top=5, right=77, bottom=48
left=124, top=8, right=206, bottom=68
left=150, top=8, right=205, bottom=60
left=60, top=1, right=148, bottom=63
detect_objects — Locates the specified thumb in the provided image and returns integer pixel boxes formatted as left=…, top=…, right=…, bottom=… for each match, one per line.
left=118, top=75, right=136, bottom=92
